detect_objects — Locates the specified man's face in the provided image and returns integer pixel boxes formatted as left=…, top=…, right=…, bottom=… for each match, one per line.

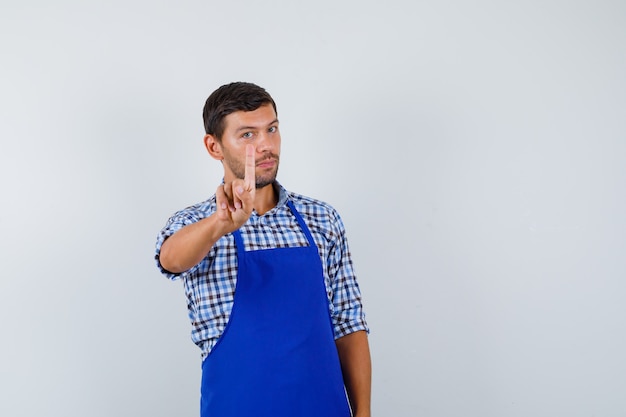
left=218, top=103, right=281, bottom=189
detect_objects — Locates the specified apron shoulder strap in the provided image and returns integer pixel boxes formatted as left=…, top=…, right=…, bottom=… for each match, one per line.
left=286, top=200, right=317, bottom=249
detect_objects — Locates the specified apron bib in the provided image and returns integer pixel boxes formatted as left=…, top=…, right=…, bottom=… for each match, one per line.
left=200, top=201, right=351, bottom=417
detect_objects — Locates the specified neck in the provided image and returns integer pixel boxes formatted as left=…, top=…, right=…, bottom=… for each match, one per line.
left=254, top=182, right=278, bottom=215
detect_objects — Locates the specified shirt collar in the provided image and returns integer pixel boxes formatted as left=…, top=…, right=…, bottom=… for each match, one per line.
left=273, top=180, right=289, bottom=208
left=247, top=181, right=288, bottom=218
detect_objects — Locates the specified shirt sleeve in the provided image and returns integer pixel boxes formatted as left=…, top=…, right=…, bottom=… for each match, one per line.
left=154, top=210, right=202, bottom=280
left=327, top=211, right=369, bottom=339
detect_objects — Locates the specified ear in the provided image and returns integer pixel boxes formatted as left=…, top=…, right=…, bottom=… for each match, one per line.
left=204, top=134, right=224, bottom=160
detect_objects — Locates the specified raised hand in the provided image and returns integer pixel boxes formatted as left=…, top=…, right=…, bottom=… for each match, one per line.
left=215, top=144, right=256, bottom=232
left=159, top=145, right=259, bottom=274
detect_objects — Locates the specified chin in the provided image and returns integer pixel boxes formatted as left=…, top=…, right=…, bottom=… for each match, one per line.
left=256, top=173, right=278, bottom=189
left=256, top=179, right=275, bottom=189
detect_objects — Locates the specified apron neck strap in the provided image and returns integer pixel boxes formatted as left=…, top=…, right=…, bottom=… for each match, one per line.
left=286, top=200, right=317, bottom=248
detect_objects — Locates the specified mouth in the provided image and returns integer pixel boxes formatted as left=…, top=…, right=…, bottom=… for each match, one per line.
left=256, top=157, right=277, bottom=168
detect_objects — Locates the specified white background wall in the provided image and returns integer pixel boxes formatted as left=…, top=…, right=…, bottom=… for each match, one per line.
left=1, top=1, right=625, bottom=416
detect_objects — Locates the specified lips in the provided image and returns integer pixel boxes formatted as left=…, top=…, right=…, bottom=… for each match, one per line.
left=256, top=157, right=277, bottom=168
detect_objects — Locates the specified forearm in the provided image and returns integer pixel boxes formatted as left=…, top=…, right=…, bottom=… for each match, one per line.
left=335, top=330, right=372, bottom=417
left=158, top=214, right=225, bottom=273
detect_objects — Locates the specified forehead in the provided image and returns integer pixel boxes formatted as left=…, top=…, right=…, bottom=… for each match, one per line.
left=223, top=103, right=277, bottom=132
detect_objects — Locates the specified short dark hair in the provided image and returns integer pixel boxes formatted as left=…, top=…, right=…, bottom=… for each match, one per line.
left=202, top=82, right=277, bottom=140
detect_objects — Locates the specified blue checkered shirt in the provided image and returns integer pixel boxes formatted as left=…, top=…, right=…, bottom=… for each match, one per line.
left=155, top=182, right=368, bottom=359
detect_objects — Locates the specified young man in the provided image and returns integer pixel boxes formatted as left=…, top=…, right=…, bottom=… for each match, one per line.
left=155, top=82, right=371, bottom=417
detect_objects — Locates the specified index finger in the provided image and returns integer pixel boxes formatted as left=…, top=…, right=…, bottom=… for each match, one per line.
left=244, top=144, right=255, bottom=191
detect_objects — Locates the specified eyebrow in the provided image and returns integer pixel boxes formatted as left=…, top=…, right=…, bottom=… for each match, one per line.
left=234, top=119, right=279, bottom=133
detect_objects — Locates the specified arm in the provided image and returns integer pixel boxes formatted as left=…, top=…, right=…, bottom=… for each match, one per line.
left=159, top=212, right=231, bottom=273
left=325, top=209, right=371, bottom=415
left=336, top=330, right=372, bottom=417
left=159, top=145, right=256, bottom=274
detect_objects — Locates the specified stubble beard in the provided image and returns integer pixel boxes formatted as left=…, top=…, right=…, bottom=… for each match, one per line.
left=225, top=153, right=280, bottom=189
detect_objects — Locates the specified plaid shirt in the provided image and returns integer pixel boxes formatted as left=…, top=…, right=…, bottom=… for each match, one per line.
left=155, top=182, right=368, bottom=359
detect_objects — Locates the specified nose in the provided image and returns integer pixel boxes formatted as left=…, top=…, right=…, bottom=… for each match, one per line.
left=256, top=131, right=275, bottom=153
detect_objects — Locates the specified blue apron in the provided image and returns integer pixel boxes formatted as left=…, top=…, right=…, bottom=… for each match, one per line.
left=200, top=201, right=351, bottom=417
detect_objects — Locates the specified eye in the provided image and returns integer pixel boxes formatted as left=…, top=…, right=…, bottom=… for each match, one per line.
left=242, top=131, right=254, bottom=139
left=268, top=126, right=277, bottom=133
